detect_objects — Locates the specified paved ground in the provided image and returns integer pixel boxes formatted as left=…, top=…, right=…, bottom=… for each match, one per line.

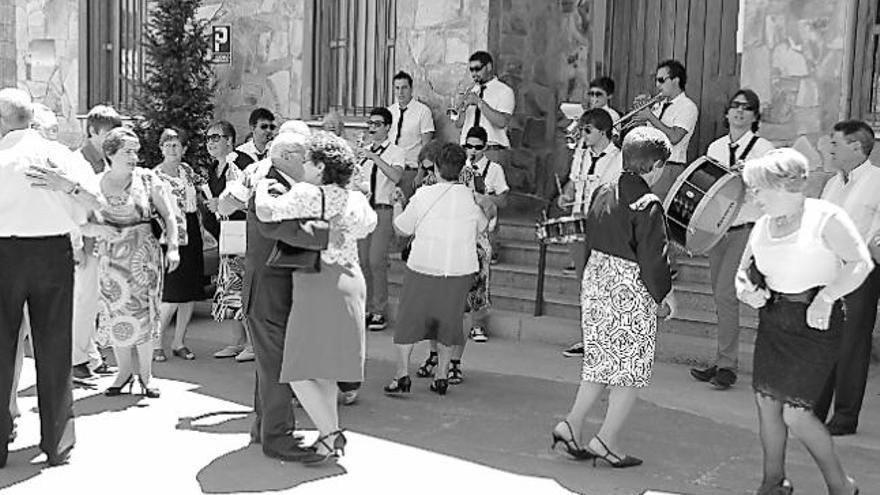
left=3, top=314, right=879, bottom=495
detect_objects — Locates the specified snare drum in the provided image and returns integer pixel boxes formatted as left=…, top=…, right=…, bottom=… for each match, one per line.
left=663, top=156, right=744, bottom=255
left=536, top=215, right=587, bottom=244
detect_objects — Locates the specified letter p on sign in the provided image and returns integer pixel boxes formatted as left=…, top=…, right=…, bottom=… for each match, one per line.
left=212, top=26, right=231, bottom=64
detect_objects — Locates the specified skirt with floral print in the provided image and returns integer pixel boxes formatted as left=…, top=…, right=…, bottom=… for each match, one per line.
left=580, top=250, right=658, bottom=387
left=465, top=234, right=492, bottom=313
left=212, top=255, right=245, bottom=321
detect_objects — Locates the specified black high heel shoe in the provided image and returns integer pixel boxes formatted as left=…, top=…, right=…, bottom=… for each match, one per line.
left=104, top=375, right=134, bottom=396
left=550, top=420, right=594, bottom=460
left=383, top=376, right=411, bottom=395
left=301, top=430, right=347, bottom=465
left=138, top=377, right=160, bottom=398
left=416, top=353, right=438, bottom=378
left=588, top=436, right=642, bottom=468
left=429, top=378, right=448, bottom=395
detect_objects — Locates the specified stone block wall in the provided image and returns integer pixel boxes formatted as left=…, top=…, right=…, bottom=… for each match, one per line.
left=14, top=0, right=80, bottom=147
left=0, top=0, right=15, bottom=88
left=203, top=0, right=305, bottom=139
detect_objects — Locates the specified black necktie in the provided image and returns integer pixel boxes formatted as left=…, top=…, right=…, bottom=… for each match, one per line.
left=657, top=101, right=672, bottom=120
left=473, top=85, right=486, bottom=128
left=395, top=107, right=406, bottom=145
left=587, top=152, right=605, bottom=175
left=728, top=144, right=739, bottom=167
left=368, top=144, right=387, bottom=207
left=842, top=171, right=850, bottom=185
left=256, top=150, right=267, bottom=161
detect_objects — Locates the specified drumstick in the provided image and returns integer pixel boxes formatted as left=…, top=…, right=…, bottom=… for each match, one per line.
left=554, top=174, right=564, bottom=197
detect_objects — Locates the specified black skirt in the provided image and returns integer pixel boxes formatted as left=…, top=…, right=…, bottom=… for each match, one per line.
left=162, top=211, right=205, bottom=303
left=752, top=298, right=844, bottom=409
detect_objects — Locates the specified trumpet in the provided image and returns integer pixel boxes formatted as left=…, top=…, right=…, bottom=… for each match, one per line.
left=446, top=85, right=479, bottom=122
left=613, top=93, right=665, bottom=129
left=565, top=120, right=582, bottom=150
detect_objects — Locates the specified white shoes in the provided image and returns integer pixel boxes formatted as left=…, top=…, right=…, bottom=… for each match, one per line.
left=235, top=346, right=255, bottom=362
left=213, top=345, right=244, bottom=358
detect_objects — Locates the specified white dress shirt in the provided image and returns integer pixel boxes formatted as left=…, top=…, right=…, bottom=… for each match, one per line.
left=705, top=130, right=775, bottom=225
left=466, top=156, right=509, bottom=195
left=388, top=99, right=435, bottom=169
left=651, top=92, right=698, bottom=164
left=568, top=141, right=623, bottom=215
left=602, top=105, right=621, bottom=125
left=0, top=129, right=96, bottom=237
left=459, top=77, right=516, bottom=148
left=355, top=139, right=405, bottom=206
left=821, top=159, right=880, bottom=243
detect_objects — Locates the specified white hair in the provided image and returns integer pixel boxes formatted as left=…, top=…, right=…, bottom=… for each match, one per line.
left=278, top=120, right=312, bottom=137
left=269, top=131, right=308, bottom=159
left=32, top=103, right=58, bottom=129
left=0, top=88, right=34, bottom=127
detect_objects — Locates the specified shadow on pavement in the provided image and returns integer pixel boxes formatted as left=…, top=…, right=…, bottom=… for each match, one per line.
left=0, top=446, right=44, bottom=490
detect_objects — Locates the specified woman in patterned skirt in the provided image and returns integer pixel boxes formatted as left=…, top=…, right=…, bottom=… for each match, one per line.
left=551, top=127, right=676, bottom=467
left=84, top=128, right=180, bottom=397
left=737, top=149, right=866, bottom=495
left=153, top=128, right=205, bottom=362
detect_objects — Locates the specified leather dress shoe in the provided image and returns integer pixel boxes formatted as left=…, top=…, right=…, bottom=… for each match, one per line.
left=826, top=422, right=857, bottom=436
left=72, top=363, right=95, bottom=381
left=710, top=368, right=737, bottom=390
left=690, top=365, right=717, bottom=383
left=46, top=447, right=73, bottom=467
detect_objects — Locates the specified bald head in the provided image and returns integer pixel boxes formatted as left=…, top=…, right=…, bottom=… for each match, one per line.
left=269, top=131, right=308, bottom=180
left=0, top=88, right=34, bottom=133
left=278, top=120, right=312, bottom=137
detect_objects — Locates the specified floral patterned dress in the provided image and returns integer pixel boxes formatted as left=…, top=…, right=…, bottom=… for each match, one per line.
left=95, top=168, right=166, bottom=347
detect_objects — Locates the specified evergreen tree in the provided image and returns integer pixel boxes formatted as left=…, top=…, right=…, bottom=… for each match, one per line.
left=135, top=0, right=215, bottom=170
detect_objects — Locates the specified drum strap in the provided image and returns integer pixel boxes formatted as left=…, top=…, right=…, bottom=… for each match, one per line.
left=729, top=135, right=760, bottom=165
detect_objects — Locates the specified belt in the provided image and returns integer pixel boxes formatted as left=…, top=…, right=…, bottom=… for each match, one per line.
left=769, top=287, right=820, bottom=304
left=728, top=222, right=755, bottom=233
left=373, top=204, right=393, bottom=210
left=666, top=161, right=685, bottom=167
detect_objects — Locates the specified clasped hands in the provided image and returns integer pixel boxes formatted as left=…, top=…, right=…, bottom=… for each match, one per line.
left=735, top=269, right=834, bottom=331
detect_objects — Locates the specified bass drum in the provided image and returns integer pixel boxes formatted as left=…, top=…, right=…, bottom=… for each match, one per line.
left=663, top=156, right=744, bottom=255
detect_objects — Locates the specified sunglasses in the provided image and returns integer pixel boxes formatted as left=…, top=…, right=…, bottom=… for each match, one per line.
left=655, top=76, right=669, bottom=84
left=468, top=64, right=485, bottom=73
left=258, top=123, right=277, bottom=131
left=730, top=101, right=755, bottom=111
left=367, top=120, right=386, bottom=128
left=463, top=143, right=486, bottom=150
left=206, top=133, right=227, bottom=143
left=587, top=90, right=607, bottom=98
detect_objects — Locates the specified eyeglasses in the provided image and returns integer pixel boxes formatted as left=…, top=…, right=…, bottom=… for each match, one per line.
left=367, top=120, right=386, bottom=128
left=730, top=101, right=755, bottom=111
left=206, top=134, right=227, bottom=143
left=258, top=123, right=277, bottom=131
left=468, top=64, right=485, bottom=73
left=587, top=90, right=607, bottom=98
left=463, top=143, right=486, bottom=150
left=655, top=76, right=669, bottom=84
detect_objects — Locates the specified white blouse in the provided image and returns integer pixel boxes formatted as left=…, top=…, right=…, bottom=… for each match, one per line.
left=254, top=180, right=377, bottom=267
left=394, top=183, right=487, bottom=276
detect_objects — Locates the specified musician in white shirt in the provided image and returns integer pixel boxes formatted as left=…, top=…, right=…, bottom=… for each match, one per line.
left=388, top=71, right=435, bottom=199
left=585, top=76, right=622, bottom=127
left=690, top=90, right=774, bottom=390
left=455, top=51, right=516, bottom=149
left=815, top=120, right=880, bottom=435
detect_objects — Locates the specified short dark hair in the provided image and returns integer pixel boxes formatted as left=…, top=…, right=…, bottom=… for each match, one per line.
left=622, top=126, right=672, bottom=174
left=436, top=143, right=467, bottom=181
left=579, top=108, right=614, bottom=139
left=369, top=107, right=393, bottom=127
left=86, top=104, right=123, bottom=137
left=658, top=59, right=687, bottom=90
left=726, top=89, right=762, bottom=132
left=306, top=131, right=357, bottom=187
left=417, top=140, right=443, bottom=165
left=159, top=127, right=187, bottom=147
left=465, top=126, right=488, bottom=144
left=589, top=76, right=615, bottom=96
left=207, top=120, right=237, bottom=144
left=833, top=120, right=875, bottom=157
left=393, top=71, right=413, bottom=87
left=248, top=107, right=275, bottom=127
left=469, top=50, right=494, bottom=67
left=102, top=127, right=139, bottom=157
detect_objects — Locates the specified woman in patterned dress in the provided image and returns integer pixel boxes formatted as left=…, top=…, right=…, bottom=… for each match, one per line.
left=152, top=128, right=205, bottom=362
left=551, top=127, right=676, bottom=467
left=84, top=128, right=179, bottom=397
left=254, top=131, right=376, bottom=464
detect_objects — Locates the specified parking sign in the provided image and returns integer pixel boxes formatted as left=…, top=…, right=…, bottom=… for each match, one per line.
left=212, top=25, right=231, bottom=64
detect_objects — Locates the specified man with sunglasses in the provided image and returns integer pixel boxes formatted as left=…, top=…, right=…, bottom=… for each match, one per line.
left=635, top=59, right=698, bottom=199
left=237, top=108, right=277, bottom=163
left=585, top=77, right=621, bottom=127
left=388, top=71, right=434, bottom=200
left=355, top=107, right=405, bottom=331
left=455, top=51, right=515, bottom=153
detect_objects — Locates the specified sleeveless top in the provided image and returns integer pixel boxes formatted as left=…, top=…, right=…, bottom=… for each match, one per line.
left=750, top=198, right=843, bottom=293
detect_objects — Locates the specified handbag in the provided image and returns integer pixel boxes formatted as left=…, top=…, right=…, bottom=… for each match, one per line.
left=265, top=188, right=329, bottom=272
left=219, top=219, right=246, bottom=256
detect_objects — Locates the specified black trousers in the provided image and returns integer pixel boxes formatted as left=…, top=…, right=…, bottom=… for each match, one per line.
left=814, top=267, right=880, bottom=429
left=0, top=236, right=75, bottom=467
left=246, top=266, right=298, bottom=453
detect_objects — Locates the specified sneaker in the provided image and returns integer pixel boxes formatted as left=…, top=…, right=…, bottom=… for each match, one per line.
left=72, top=363, right=95, bottom=381
left=340, top=390, right=358, bottom=406
left=709, top=368, right=737, bottom=390
left=235, top=346, right=255, bottom=362
left=367, top=313, right=387, bottom=331
left=689, top=365, right=717, bottom=383
left=213, top=345, right=244, bottom=359
left=562, top=342, right=584, bottom=357
left=469, top=326, right=488, bottom=342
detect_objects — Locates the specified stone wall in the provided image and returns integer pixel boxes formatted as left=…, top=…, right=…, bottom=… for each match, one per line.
left=0, top=0, right=14, bottom=88
left=14, top=0, right=80, bottom=147
left=202, top=0, right=306, bottom=138
left=394, top=0, right=490, bottom=144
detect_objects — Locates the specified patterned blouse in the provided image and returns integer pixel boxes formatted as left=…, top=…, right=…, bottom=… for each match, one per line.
left=254, top=181, right=377, bottom=267
left=153, top=162, right=204, bottom=246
